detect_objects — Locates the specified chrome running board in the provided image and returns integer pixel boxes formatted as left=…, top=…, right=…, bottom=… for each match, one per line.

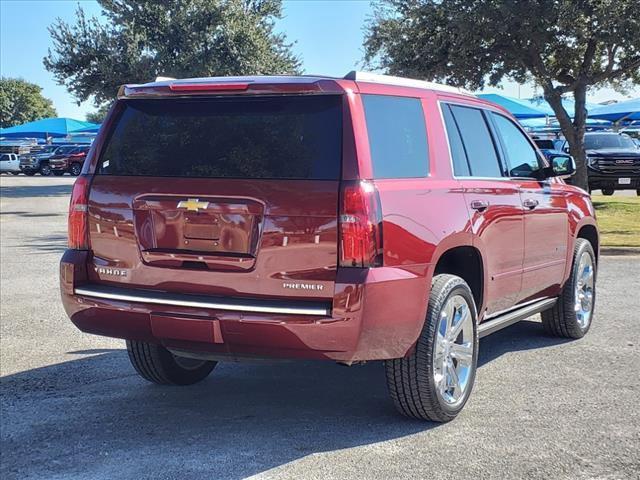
left=478, top=298, right=557, bottom=338
left=74, top=284, right=331, bottom=316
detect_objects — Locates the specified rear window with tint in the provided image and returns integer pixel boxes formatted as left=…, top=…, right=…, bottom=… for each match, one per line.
left=362, top=95, right=429, bottom=178
left=98, top=96, right=342, bottom=179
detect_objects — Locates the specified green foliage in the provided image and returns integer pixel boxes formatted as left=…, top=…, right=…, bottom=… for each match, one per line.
left=365, top=0, right=640, bottom=189
left=86, top=104, right=112, bottom=124
left=0, top=78, right=57, bottom=128
left=44, top=0, right=301, bottom=107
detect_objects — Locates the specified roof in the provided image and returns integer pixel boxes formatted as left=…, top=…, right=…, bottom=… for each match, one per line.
left=120, top=71, right=475, bottom=97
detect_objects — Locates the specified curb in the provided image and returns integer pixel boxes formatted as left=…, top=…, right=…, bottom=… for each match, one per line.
left=600, top=246, right=640, bottom=256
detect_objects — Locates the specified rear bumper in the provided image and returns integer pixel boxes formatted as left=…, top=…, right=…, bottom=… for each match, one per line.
left=60, top=250, right=431, bottom=362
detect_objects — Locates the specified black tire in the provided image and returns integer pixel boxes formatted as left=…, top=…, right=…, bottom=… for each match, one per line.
left=541, top=238, right=596, bottom=339
left=69, top=163, right=82, bottom=176
left=39, top=163, right=52, bottom=176
left=11, top=172, right=20, bottom=175
left=601, top=188, right=614, bottom=196
left=636, top=189, right=639, bottom=196
left=385, top=274, right=478, bottom=422
left=23, top=170, right=36, bottom=176
left=52, top=171, right=65, bottom=176
left=126, top=340, right=217, bottom=385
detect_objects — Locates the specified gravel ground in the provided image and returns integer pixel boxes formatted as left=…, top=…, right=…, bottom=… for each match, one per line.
left=1, top=175, right=639, bottom=480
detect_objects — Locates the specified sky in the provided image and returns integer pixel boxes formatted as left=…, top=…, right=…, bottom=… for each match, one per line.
left=1, top=0, right=638, bottom=121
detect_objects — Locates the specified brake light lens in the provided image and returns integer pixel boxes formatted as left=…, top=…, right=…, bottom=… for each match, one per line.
left=339, top=180, right=383, bottom=268
left=68, top=175, right=91, bottom=249
left=168, top=82, right=249, bottom=92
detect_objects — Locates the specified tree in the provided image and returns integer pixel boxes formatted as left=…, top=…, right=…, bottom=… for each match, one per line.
left=86, top=104, right=112, bottom=124
left=0, top=78, right=57, bottom=128
left=364, top=0, right=640, bottom=190
left=44, top=0, right=301, bottom=107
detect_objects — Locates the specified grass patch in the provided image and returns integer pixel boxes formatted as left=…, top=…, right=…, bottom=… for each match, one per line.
left=591, top=194, right=640, bottom=247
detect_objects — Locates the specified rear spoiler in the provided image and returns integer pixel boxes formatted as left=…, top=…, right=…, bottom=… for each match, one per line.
left=118, top=76, right=347, bottom=99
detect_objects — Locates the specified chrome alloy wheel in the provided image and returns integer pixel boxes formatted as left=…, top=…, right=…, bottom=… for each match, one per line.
left=433, top=294, right=474, bottom=406
left=575, top=251, right=595, bottom=329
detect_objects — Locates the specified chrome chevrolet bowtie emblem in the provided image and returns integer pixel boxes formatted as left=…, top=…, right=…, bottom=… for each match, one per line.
left=177, top=198, right=210, bottom=212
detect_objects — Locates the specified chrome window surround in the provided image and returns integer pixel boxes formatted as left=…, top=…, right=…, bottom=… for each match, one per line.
left=437, top=100, right=547, bottom=182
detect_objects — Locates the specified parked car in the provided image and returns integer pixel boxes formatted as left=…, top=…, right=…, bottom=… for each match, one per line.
left=60, top=72, right=599, bottom=422
left=19, top=145, right=67, bottom=176
left=49, top=146, right=90, bottom=176
left=0, top=153, right=21, bottom=174
left=559, top=132, right=640, bottom=195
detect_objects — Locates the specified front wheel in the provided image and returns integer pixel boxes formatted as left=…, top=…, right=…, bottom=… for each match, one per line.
left=39, top=164, right=52, bottom=176
left=385, top=274, right=478, bottom=422
left=126, top=340, right=217, bottom=385
left=541, top=238, right=596, bottom=339
left=69, top=163, right=82, bottom=176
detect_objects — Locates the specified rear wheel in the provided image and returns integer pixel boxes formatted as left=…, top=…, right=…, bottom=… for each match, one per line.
left=541, top=238, right=596, bottom=339
left=39, top=164, right=52, bottom=176
left=126, top=340, right=217, bottom=385
left=385, top=274, right=478, bottom=422
left=69, top=163, right=82, bottom=176
left=601, top=188, right=614, bottom=196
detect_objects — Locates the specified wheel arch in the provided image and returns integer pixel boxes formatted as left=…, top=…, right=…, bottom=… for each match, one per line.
left=432, top=245, right=484, bottom=314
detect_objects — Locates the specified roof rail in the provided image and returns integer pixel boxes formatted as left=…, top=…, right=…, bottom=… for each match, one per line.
left=344, top=71, right=474, bottom=96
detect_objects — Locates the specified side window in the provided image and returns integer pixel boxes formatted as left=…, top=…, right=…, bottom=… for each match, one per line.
left=449, top=105, right=503, bottom=178
left=442, top=104, right=470, bottom=176
left=362, top=94, right=429, bottom=178
left=492, top=113, right=541, bottom=178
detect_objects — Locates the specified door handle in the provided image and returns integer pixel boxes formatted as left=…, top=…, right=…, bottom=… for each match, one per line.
left=523, top=198, right=539, bottom=209
left=470, top=200, right=489, bottom=211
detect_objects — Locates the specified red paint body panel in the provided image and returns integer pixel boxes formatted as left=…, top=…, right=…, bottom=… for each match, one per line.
left=61, top=74, right=598, bottom=361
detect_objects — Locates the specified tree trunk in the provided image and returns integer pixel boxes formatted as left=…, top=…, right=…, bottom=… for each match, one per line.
left=543, top=86, right=589, bottom=192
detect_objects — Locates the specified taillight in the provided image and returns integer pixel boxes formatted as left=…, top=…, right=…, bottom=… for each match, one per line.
left=68, top=175, right=91, bottom=249
left=339, top=180, right=383, bottom=268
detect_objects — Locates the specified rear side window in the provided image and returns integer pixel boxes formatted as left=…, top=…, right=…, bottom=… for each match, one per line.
left=362, top=95, right=428, bottom=178
left=447, top=105, right=503, bottom=178
left=98, top=95, right=342, bottom=179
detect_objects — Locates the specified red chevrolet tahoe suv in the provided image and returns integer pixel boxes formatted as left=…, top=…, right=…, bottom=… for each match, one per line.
left=60, top=72, right=599, bottom=422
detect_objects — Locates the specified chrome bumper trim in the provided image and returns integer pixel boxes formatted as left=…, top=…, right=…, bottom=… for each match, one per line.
left=74, top=285, right=331, bottom=316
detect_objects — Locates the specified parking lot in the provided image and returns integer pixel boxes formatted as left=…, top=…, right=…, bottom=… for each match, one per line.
left=1, top=175, right=639, bottom=480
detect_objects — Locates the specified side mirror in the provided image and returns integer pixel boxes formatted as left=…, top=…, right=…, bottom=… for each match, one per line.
left=563, top=146, right=570, bottom=153
left=546, top=154, right=575, bottom=178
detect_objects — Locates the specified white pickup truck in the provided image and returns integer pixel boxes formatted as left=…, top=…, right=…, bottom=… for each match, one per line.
left=0, top=153, right=21, bottom=174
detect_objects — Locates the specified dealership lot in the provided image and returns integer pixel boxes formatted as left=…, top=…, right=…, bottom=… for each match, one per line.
left=1, top=176, right=639, bottom=480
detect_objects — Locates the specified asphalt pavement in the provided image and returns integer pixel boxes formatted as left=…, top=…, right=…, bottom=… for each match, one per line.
left=1, top=175, right=639, bottom=480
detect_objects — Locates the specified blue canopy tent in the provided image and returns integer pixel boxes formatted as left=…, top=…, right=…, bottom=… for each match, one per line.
left=477, top=94, right=547, bottom=118
left=588, top=98, right=640, bottom=122
left=0, top=118, right=97, bottom=139
left=523, top=97, right=599, bottom=117
left=73, top=123, right=101, bottom=133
